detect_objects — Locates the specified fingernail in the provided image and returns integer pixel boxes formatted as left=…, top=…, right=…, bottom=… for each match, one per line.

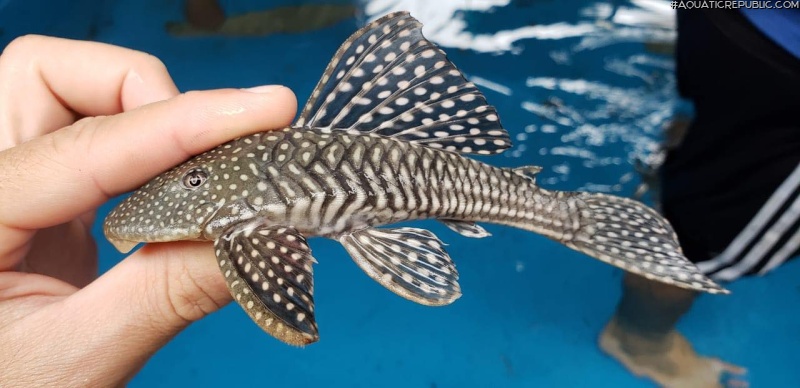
left=243, top=85, right=284, bottom=94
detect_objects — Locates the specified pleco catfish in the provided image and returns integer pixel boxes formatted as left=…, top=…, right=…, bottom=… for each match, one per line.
left=104, top=12, right=727, bottom=346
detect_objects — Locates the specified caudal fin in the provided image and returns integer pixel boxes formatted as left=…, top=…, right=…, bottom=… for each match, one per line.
left=566, top=192, right=728, bottom=294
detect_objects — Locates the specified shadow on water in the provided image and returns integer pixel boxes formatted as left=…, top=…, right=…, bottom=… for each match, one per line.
left=166, top=2, right=357, bottom=37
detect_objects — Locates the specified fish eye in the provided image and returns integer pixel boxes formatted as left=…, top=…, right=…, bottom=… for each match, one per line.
left=182, top=169, right=208, bottom=189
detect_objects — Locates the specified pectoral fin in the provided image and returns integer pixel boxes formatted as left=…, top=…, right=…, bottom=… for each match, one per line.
left=215, top=221, right=318, bottom=345
left=340, top=227, right=461, bottom=306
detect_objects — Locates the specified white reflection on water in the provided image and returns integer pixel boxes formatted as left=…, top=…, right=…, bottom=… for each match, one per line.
left=360, top=0, right=675, bottom=52
left=469, top=75, right=513, bottom=96
left=359, top=0, right=679, bottom=194
left=361, top=0, right=600, bottom=52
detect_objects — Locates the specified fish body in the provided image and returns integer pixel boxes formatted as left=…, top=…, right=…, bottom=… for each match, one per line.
left=104, top=12, right=726, bottom=346
left=111, top=127, right=570, bottom=242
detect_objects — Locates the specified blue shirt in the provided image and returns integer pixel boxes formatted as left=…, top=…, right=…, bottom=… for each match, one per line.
left=741, top=9, right=800, bottom=59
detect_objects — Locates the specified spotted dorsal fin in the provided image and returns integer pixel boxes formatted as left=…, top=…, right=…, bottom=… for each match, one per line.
left=295, top=12, right=511, bottom=155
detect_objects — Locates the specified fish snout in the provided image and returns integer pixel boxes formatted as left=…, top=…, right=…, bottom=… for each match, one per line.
left=103, top=199, right=219, bottom=253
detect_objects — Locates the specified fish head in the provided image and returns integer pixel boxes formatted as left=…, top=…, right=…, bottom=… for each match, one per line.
left=103, top=151, right=236, bottom=253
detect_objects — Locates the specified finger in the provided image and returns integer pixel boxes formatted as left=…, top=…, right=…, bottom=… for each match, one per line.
left=0, top=212, right=97, bottom=274
left=0, top=85, right=297, bottom=231
left=21, top=219, right=98, bottom=288
left=0, top=242, right=231, bottom=386
left=0, top=35, right=179, bottom=148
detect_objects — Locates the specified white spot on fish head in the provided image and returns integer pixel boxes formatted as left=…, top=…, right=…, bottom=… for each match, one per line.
left=103, top=137, right=262, bottom=247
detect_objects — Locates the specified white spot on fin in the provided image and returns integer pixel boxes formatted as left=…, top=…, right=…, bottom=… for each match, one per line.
left=339, top=227, right=461, bottom=305
left=294, top=11, right=510, bottom=156
left=567, top=193, right=728, bottom=295
left=214, top=220, right=319, bottom=345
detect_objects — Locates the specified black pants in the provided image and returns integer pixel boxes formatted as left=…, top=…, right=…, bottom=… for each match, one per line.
left=661, top=10, right=800, bottom=278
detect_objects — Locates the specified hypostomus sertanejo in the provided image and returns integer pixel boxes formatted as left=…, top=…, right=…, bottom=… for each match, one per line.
left=104, top=12, right=727, bottom=346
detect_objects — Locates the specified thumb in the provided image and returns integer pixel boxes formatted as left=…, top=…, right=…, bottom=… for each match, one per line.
left=18, top=242, right=231, bottom=386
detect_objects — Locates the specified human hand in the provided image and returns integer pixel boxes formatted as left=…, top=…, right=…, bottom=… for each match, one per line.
left=0, top=35, right=297, bottom=386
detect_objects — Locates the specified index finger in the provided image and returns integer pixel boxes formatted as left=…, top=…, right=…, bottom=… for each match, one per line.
left=0, top=35, right=180, bottom=149
left=0, top=86, right=298, bottom=231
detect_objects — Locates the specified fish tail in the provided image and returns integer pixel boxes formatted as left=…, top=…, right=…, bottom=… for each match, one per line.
left=521, top=189, right=728, bottom=294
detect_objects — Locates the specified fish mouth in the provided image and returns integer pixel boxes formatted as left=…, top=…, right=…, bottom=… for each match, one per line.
left=103, top=225, right=188, bottom=254
left=106, top=236, right=141, bottom=254
left=103, top=213, right=213, bottom=254
left=103, top=200, right=220, bottom=254
left=103, top=226, right=207, bottom=254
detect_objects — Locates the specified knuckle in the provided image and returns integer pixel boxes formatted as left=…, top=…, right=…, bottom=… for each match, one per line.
left=45, top=118, right=115, bottom=200
left=135, top=52, right=169, bottom=75
left=1, top=34, right=46, bottom=59
left=0, top=35, right=47, bottom=73
left=52, top=117, right=102, bottom=159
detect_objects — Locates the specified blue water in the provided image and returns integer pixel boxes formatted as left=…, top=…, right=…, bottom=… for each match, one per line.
left=2, top=0, right=799, bottom=386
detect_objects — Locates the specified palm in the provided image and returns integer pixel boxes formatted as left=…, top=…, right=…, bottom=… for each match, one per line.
left=0, top=34, right=298, bottom=385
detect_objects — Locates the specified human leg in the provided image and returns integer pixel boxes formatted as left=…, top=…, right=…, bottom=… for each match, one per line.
left=600, top=273, right=746, bottom=387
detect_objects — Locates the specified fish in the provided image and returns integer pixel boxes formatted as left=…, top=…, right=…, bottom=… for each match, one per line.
left=104, top=11, right=727, bottom=346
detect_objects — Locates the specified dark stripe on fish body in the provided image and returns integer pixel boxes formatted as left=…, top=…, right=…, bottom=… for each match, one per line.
left=233, top=128, right=544, bottom=238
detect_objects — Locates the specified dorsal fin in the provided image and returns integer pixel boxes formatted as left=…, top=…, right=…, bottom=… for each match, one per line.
left=295, top=12, right=511, bottom=155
